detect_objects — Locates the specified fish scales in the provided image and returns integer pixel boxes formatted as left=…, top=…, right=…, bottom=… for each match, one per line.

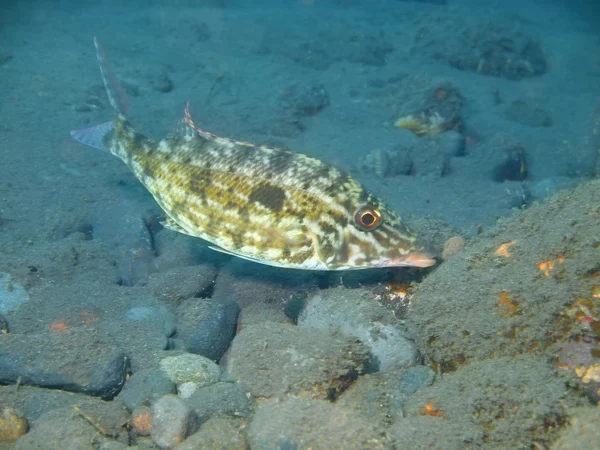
left=71, top=38, right=435, bottom=270
left=114, top=118, right=360, bottom=266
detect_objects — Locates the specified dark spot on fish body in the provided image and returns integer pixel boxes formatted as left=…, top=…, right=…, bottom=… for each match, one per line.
left=248, top=184, right=286, bottom=212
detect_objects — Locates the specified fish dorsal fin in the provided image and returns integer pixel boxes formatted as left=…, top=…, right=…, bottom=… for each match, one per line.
left=183, top=102, right=281, bottom=152
left=94, top=37, right=128, bottom=116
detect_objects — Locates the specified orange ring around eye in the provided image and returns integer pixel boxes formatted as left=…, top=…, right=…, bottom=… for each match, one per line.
left=354, top=207, right=382, bottom=231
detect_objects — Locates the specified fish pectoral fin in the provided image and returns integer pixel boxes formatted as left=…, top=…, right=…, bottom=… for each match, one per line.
left=161, top=217, right=193, bottom=236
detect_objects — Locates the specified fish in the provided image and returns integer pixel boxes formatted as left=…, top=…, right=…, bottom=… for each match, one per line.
left=70, top=38, right=435, bottom=271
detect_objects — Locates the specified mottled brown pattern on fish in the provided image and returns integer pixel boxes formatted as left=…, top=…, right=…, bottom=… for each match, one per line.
left=105, top=114, right=420, bottom=269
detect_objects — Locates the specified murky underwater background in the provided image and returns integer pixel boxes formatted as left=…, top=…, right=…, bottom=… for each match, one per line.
left=1, top=0, right=599, bottom=448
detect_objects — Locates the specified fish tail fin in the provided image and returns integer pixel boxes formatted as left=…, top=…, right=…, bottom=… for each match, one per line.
left=70, top=121, right=115, bottom=153
left=93, top=36, right=128, bottom=116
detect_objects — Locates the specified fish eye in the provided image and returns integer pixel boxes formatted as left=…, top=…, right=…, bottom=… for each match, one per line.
left=354, top=206, right=382, bottom=231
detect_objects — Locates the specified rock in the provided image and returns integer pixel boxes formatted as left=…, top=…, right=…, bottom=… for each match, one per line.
left=350, top=37, right=393, bottom=66
left=0, top=314, right=8, bottom=333
left=100, top=319, right=168, bottom=372
left=192, top=22, right=211, bottom=41
left=0, top=53, right=13, bottom=65
left=384, top=366, right=437, bottom=422
left=148, top=265, right=217, bottom=303
left=441, top=236, right=466, bottom=261
left=0, top=272, right=29, bottom=315
left=529, top=176, right=579, bottom=201
left=0, top=406, right=27, bottom=443
left=125, top=306, right=176, bottom=338
left=119, top=368, right=176, bottom=412
left=278, top=82, right=329, bottom=117
left=151, top=394, right=197, bottom=449
left=159, top=353, right=221, bottom=386
left=298, top=289, right=420, bottom=372
left=174, top=417, right=247, bottom=450
left=335, top=374, right=394, bottom=429
left=132, top=406, right=153, bottom=437
left=183, top=382, right=252, bottom=424
left=248, top=397, right=388, bottom=449
left=505, top=99, right=553, bottom=127
left=0, top=384, right=130, bottom=425
left=437, top=130, right=466, bottom=157
left=428, top=25, right=547, bottom=79
left=177, top=382, right=198, bottom=400
left=0, top=327, right=129, bottom=400
left=335, top=367, right=437, bottom=426
left=238, top=302, right=289, bottom=327
left=492, top=144, right=528, bottom=181
left=91, top=200, right=157, bottom=286
left=395, top=365, right=437, bottom=396
left=152, top=69, right=173, bottom=93
left=395, top=356, right=568, bottom=449
left=552, top=406, right=600, bottom=449
left=405, top=179, right=600, bottom=373
left=176, top=298, right=239, bottom=361
left=212, top=258, right=316, bottom=309
left=13, top=407, right=127, bottom=450
left=388, top=415, right=484, bottom=450
left=153, top=230, right=206, bottom=272
left=225, top=321, right=369, bottom=399
left=358, top=147, right=413, bottom=178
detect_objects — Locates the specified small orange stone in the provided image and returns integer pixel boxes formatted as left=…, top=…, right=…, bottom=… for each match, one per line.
left=494, top=240, right=516, bottom=258
left=49, top=321, right=69, bottom=333
left=421, top=403, right=443, bottom=417
left=132, top=410, right=152, bottom=435
left=442, top=236, right=466, bottom=261
left=538, top=261, right=554, bottom=277
left=498, top=291, right=518, bottom=316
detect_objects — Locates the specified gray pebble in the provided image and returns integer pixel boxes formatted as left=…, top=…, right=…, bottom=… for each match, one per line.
left=151, top=394, right=197, bottom=449
left=225, top=321, right=368, bottom=400
left=174, top=417, right=247, bottom=450
left=176, top=298, right=239, bottom=361
left=183, top=382, right=252, bottom=424
left=125, top=306, right=176, bottom=337
left=159, top=353, right=221, bottom=386
left=299, top=290, right=420, bottom=372
left=149, top=265, right=217, bottom=303
left=91, top=200, right=156, bottom=286
left=120, top=368, right=176, bottom=412
left=0, top=327, right=129, bottom=400
left=0, top=272, right=29, bottom=315
left=152, top=70, right=173, bottom=93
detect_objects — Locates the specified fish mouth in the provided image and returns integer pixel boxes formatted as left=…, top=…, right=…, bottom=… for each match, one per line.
left=377, top=252, right=437, bottom=268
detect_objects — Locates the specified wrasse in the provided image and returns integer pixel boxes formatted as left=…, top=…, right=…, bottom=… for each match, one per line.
left=71, top=38, right=435, bottom=271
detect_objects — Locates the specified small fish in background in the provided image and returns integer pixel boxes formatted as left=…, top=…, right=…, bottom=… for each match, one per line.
left=70, top=38, right=435, bottom=271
